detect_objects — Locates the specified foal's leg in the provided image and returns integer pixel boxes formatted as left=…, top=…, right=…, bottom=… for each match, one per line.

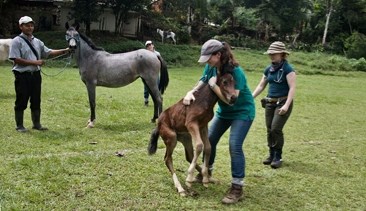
left=200, top=126, right=211, bottom=187
left=85, top=82, right=96, bottom=128
left=163, top=133, right=187, bottom=196
left=179, top=133, right=202, bottom=174
left=185, top=123, right=204, bottom=187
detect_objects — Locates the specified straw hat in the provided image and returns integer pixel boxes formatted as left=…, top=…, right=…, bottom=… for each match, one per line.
left=265, top=41, right=290, bottom=55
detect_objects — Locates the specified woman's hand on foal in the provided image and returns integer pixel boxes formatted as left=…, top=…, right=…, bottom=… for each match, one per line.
left=183, top=90, right=196, bottom=105
left=208, top=76, right=217, bottom=89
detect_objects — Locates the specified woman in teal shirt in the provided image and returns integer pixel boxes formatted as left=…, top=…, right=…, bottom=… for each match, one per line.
left=252, top=41, right=296, bottom=169
left=183, top=39, right=255, bottom=204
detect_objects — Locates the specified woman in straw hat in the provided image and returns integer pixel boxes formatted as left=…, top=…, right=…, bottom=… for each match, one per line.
left=252, top=41, right=296, bottom=169
left=183, top=39, right=255, bottom=204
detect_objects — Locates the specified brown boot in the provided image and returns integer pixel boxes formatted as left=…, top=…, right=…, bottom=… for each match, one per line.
left=221, top=184, right=243, bottom=204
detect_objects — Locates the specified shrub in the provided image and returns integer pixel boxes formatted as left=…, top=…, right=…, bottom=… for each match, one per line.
left=344, top=32, right=366, bottom=59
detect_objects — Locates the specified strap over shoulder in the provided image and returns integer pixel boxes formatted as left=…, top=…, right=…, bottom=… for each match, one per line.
left=18, top=35, right=39, bottom=60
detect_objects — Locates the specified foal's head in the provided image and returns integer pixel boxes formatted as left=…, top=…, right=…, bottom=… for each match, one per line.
left=218, top=73, right=237, bottom=105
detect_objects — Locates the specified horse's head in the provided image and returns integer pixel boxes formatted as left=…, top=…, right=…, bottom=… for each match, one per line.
left=217, top=73, right=237, bottom=105
left=65, top=22, right=80, bottom=52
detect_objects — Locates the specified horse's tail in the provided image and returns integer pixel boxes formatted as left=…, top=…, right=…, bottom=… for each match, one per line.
left=148, top=127, right=159, bottom=155
left=157, top=55, right=169, bottom=95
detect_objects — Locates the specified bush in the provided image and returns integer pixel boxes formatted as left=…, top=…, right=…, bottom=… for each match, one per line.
left=344, top=32, right=366, bottom=59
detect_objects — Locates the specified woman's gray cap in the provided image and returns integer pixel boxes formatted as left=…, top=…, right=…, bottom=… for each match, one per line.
left=198, top=39, right=224, bottom=63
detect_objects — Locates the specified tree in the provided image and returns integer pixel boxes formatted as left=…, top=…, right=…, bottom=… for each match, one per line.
left=106, top=0, right=149, bottom=34
left=256, top=0, right=312, bottom=41
left=70, top=0, right=103, bottom=35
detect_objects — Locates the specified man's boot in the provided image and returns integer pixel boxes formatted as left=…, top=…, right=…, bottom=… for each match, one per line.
left=263, top=147, right=274, bottom=165
left=221, top=183, right=243, bottom=204
left=31, top=110, right=48, bottom=131
left=15, top=110, right=27, bottom=132
left=271, top=150, right=282, bottom=169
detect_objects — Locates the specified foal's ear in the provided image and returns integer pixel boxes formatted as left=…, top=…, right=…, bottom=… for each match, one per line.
left=65, top=22, right=69, bottom=30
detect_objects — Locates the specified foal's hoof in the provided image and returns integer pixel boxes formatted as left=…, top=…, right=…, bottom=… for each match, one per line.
left=186, top=189, right=199, bottom=197
left=185, top=181, right=193, bottom=188
left=202, top=182, right=209, bottom=188
left=178, top=190, right=188, bottom=197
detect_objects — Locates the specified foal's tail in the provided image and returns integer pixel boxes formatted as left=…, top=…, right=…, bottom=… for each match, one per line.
left=157, top=55, right=169, bottom=95
left=148, top=127, right=159, bottom=155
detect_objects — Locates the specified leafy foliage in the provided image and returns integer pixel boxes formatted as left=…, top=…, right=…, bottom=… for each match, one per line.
left=69, top=0, right=103, bottom=35
left=344, top=32, right=366, bottom=59
left=106, top=0, right=150, bottom=34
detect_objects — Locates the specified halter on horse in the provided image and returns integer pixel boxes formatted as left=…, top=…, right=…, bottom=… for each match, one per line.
left=65, top=23, right=169, bottom=127
left=157, top=28, right=176, bottom=45
left=148, top=72, right=237, bottom=196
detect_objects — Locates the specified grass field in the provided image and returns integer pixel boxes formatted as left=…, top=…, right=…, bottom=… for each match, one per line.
left=0, top=50, right=365, bottom=210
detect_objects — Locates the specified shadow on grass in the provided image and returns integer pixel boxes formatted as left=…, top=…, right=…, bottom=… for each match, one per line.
left=97, top=120, right=153, bottom=133
left=285, top=160, right=346, bottom=178
left=0, top=92, right=15, bottom=99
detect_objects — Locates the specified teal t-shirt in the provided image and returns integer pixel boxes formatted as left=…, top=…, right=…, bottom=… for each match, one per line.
left=264, top=60, right=294, bottom=98
left=199, top=64, right=255, bottom=120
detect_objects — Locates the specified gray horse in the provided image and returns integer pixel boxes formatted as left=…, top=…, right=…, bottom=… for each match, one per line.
left=65, top=23, right=169, bottom=127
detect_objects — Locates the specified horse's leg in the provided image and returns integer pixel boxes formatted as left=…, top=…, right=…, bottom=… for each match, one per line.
left=85, top=82, right=96, bottom=128
left=172, top=36, right=177, bottom=45
left=200, top=126, right=211, bottom=187
left=148, top=81, right=162, bottom=123
left=185, top=123, right=203, bottom=187
left=162, top=131, right=187, bottom=196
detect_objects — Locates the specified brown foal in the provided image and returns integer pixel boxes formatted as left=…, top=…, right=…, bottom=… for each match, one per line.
left=148, top=72, right=237, bottom=196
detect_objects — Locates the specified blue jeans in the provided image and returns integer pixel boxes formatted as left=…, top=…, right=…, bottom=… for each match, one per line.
left=208, top=116, right=253, bottom=184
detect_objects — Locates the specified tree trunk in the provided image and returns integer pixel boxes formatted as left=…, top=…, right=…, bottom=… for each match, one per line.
left=322, top=2, right=333, bottom=46
left=265, top=23, right=269, bottom=42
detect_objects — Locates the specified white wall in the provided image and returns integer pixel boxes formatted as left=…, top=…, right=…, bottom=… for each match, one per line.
left=59, top=7, right=140, bottom=37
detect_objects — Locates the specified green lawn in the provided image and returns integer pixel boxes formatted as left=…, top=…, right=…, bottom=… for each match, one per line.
left=0, top=51, right=365, bottom=210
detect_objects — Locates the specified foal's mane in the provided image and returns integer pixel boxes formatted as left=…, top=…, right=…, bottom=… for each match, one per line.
left=79, top=33, right=104, bottom=51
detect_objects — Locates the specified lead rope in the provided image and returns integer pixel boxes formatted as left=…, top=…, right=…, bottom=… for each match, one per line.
left=40, top=52, right=73, bottom=77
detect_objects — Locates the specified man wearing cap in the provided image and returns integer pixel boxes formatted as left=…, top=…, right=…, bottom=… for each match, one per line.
left=9, top=16, right=70, bottom=132
left=143, top=40, right=161, bottom=106
left=182, top=39, right=255, bottom=204
left=252, top=41, right=296, bottom=169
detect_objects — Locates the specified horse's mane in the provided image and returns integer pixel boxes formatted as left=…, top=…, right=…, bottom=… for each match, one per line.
left=79, top=33, right=104, bottom=51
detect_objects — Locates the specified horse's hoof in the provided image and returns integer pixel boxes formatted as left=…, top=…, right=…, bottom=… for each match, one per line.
left=150, top=118, right=156, bottom=123
left=86, top=120, right=95, bottom=128
left=202, top=182, right=209, bottom=188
